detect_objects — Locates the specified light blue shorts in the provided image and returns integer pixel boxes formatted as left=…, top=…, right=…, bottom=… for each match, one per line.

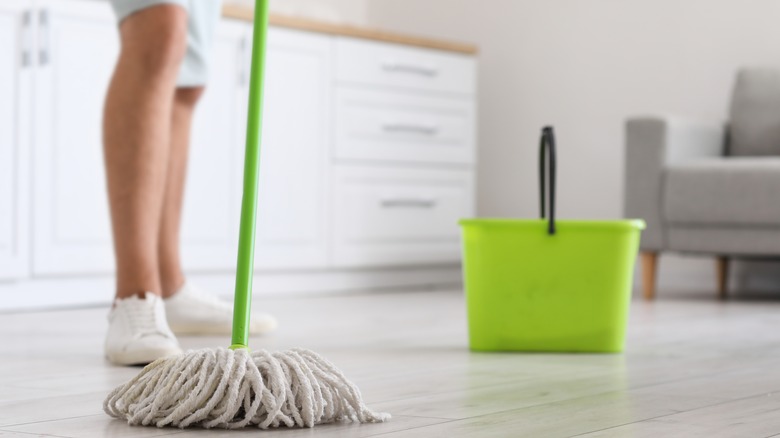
left=109, top=0, right=222, bottom=87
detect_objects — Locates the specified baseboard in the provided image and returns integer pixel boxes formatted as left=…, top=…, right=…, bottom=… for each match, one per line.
left=0, top=265, right=463, bottom=312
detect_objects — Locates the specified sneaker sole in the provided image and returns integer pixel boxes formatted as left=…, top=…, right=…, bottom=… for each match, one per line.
left=169, top=320, right=278, bottom=336
left=106, top=347, right=183, bottom=366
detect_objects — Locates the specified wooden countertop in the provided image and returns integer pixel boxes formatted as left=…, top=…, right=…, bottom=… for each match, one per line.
left=222, top=4, right=478, bottom=55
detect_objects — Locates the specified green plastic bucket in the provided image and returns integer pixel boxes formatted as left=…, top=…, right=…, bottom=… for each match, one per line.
left=459, top=127, right=645, bottom=353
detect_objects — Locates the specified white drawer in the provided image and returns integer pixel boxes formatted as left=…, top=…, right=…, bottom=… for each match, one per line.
left=331, top=165, right=474, bottom=267
left=335, top=37, right=476, bottom=95
left=335, top=87, right=475, bottom=164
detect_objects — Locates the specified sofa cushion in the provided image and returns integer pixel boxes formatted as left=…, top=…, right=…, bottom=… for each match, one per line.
left=664, top=157, right=780, bottom=226
left=667, top=225, right=780, bottom=255
left=729, top=68, right=780, bottom=156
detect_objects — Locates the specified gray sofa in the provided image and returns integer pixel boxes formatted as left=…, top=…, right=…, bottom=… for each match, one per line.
left=625, top=68, right=780, bottom=300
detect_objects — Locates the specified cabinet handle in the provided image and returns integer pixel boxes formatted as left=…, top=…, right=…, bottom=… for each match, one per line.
left=21, top=10, right=32, bottom=68
left=381, top=61, right=439, bottom=77
left=380, top=198, right=438, bottom=209
left=38, top=9, right=50, bottom=66
left=382, top=123, right=439, bottom=136
left=237, top=36, right=248, bottom=86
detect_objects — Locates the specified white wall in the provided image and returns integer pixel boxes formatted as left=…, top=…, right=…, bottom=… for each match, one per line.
left=367, top=0, right=780, bottom=294
left=268, top=0, right=369, bottom=24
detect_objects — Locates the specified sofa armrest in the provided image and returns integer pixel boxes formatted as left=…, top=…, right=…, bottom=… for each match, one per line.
left=624, top=116, right=726, bottom=251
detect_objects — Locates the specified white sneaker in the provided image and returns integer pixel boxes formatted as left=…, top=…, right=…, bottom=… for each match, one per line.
left=105, top=293, right=182, bottom=366
left=164, top=282, right=277, bottom=336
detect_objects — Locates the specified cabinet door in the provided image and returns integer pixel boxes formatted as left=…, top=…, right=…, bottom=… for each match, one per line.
left=184, top=25, right=332, bottom=271
left=0, top=2, right=32, bottom=280
left=32, top=1, right=118, bottom=275
left=243, top=28, right=332, bottom=270
left=180, top=20, right=247, bottom=271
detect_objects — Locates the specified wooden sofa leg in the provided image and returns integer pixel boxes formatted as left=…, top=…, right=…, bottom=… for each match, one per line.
left=716, top=256, right=729, bottom=300
left=641, top=252, right=659, bottom=301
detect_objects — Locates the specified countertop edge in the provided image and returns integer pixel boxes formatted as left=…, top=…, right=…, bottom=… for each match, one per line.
left=222, top=4, right=479, bottom=55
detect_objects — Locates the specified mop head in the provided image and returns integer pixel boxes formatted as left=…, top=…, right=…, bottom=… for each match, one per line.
left=104, top=347, right=390, bottom=429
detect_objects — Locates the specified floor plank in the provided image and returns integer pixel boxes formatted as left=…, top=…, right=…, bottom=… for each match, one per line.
left=373, top=390, right=726, bottom=437
left=579, top=392, right=780, bottom=438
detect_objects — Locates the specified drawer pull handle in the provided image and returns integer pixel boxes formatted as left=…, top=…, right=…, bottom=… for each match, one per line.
left=21, top=10, right=32, bottom=68
left=237, top=36, right=248, bottom=86
left=381, top=199, right=437, bottom=209
left=38, top=9, right=50, bottom=66
left=381, top=61, right=439, bottom=77
left=382, top=123, right=439, bottom=136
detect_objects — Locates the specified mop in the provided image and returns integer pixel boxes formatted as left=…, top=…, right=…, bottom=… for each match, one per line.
left=103, top=0, right=390, bottom=429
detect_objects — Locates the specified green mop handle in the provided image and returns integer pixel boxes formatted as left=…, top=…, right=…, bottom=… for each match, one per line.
left=230, top=0, right=270, bottom=351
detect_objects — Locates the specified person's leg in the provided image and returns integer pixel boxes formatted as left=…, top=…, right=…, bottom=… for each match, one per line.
left=157, top=86, right=277, bottom=335
left=137, top=0, right=277, bottom=336
left=158, top=86, right=204, bottom=298
left=103, top=5, right=188, bottom=300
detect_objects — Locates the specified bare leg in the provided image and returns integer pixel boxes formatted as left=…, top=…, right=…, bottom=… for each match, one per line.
left=156, top=87, right=278, bottom=336
left=103, top=5, right=188, bottom=300
left=159, top=87, right=205, bottom=298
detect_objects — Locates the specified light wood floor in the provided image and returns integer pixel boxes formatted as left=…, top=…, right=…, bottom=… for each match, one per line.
left=2, top=289, right=780, bottom=437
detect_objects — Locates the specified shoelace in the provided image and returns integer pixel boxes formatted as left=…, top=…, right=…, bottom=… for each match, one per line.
left=125, top=299, right=167, bottom=339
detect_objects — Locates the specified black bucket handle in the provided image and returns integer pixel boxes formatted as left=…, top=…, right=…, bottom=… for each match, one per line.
left=539, top=126, right=556, bottom=235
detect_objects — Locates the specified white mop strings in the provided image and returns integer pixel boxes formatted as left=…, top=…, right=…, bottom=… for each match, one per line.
left=104, top=348, right=390, bottom=429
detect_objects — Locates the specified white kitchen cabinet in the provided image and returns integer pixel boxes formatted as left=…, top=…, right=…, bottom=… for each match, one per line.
left=32, top=0, right=118, bottom=275
left=331, top=38, right=476, bottom=268
left=1, top=1, right=476, bottom=308
left=0, top=2, right=32, bottom=280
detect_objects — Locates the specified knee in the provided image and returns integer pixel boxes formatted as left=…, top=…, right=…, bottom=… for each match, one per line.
left=118, top=5, right=188, bottom=80
left=175, top=87, right=206, bottom=108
